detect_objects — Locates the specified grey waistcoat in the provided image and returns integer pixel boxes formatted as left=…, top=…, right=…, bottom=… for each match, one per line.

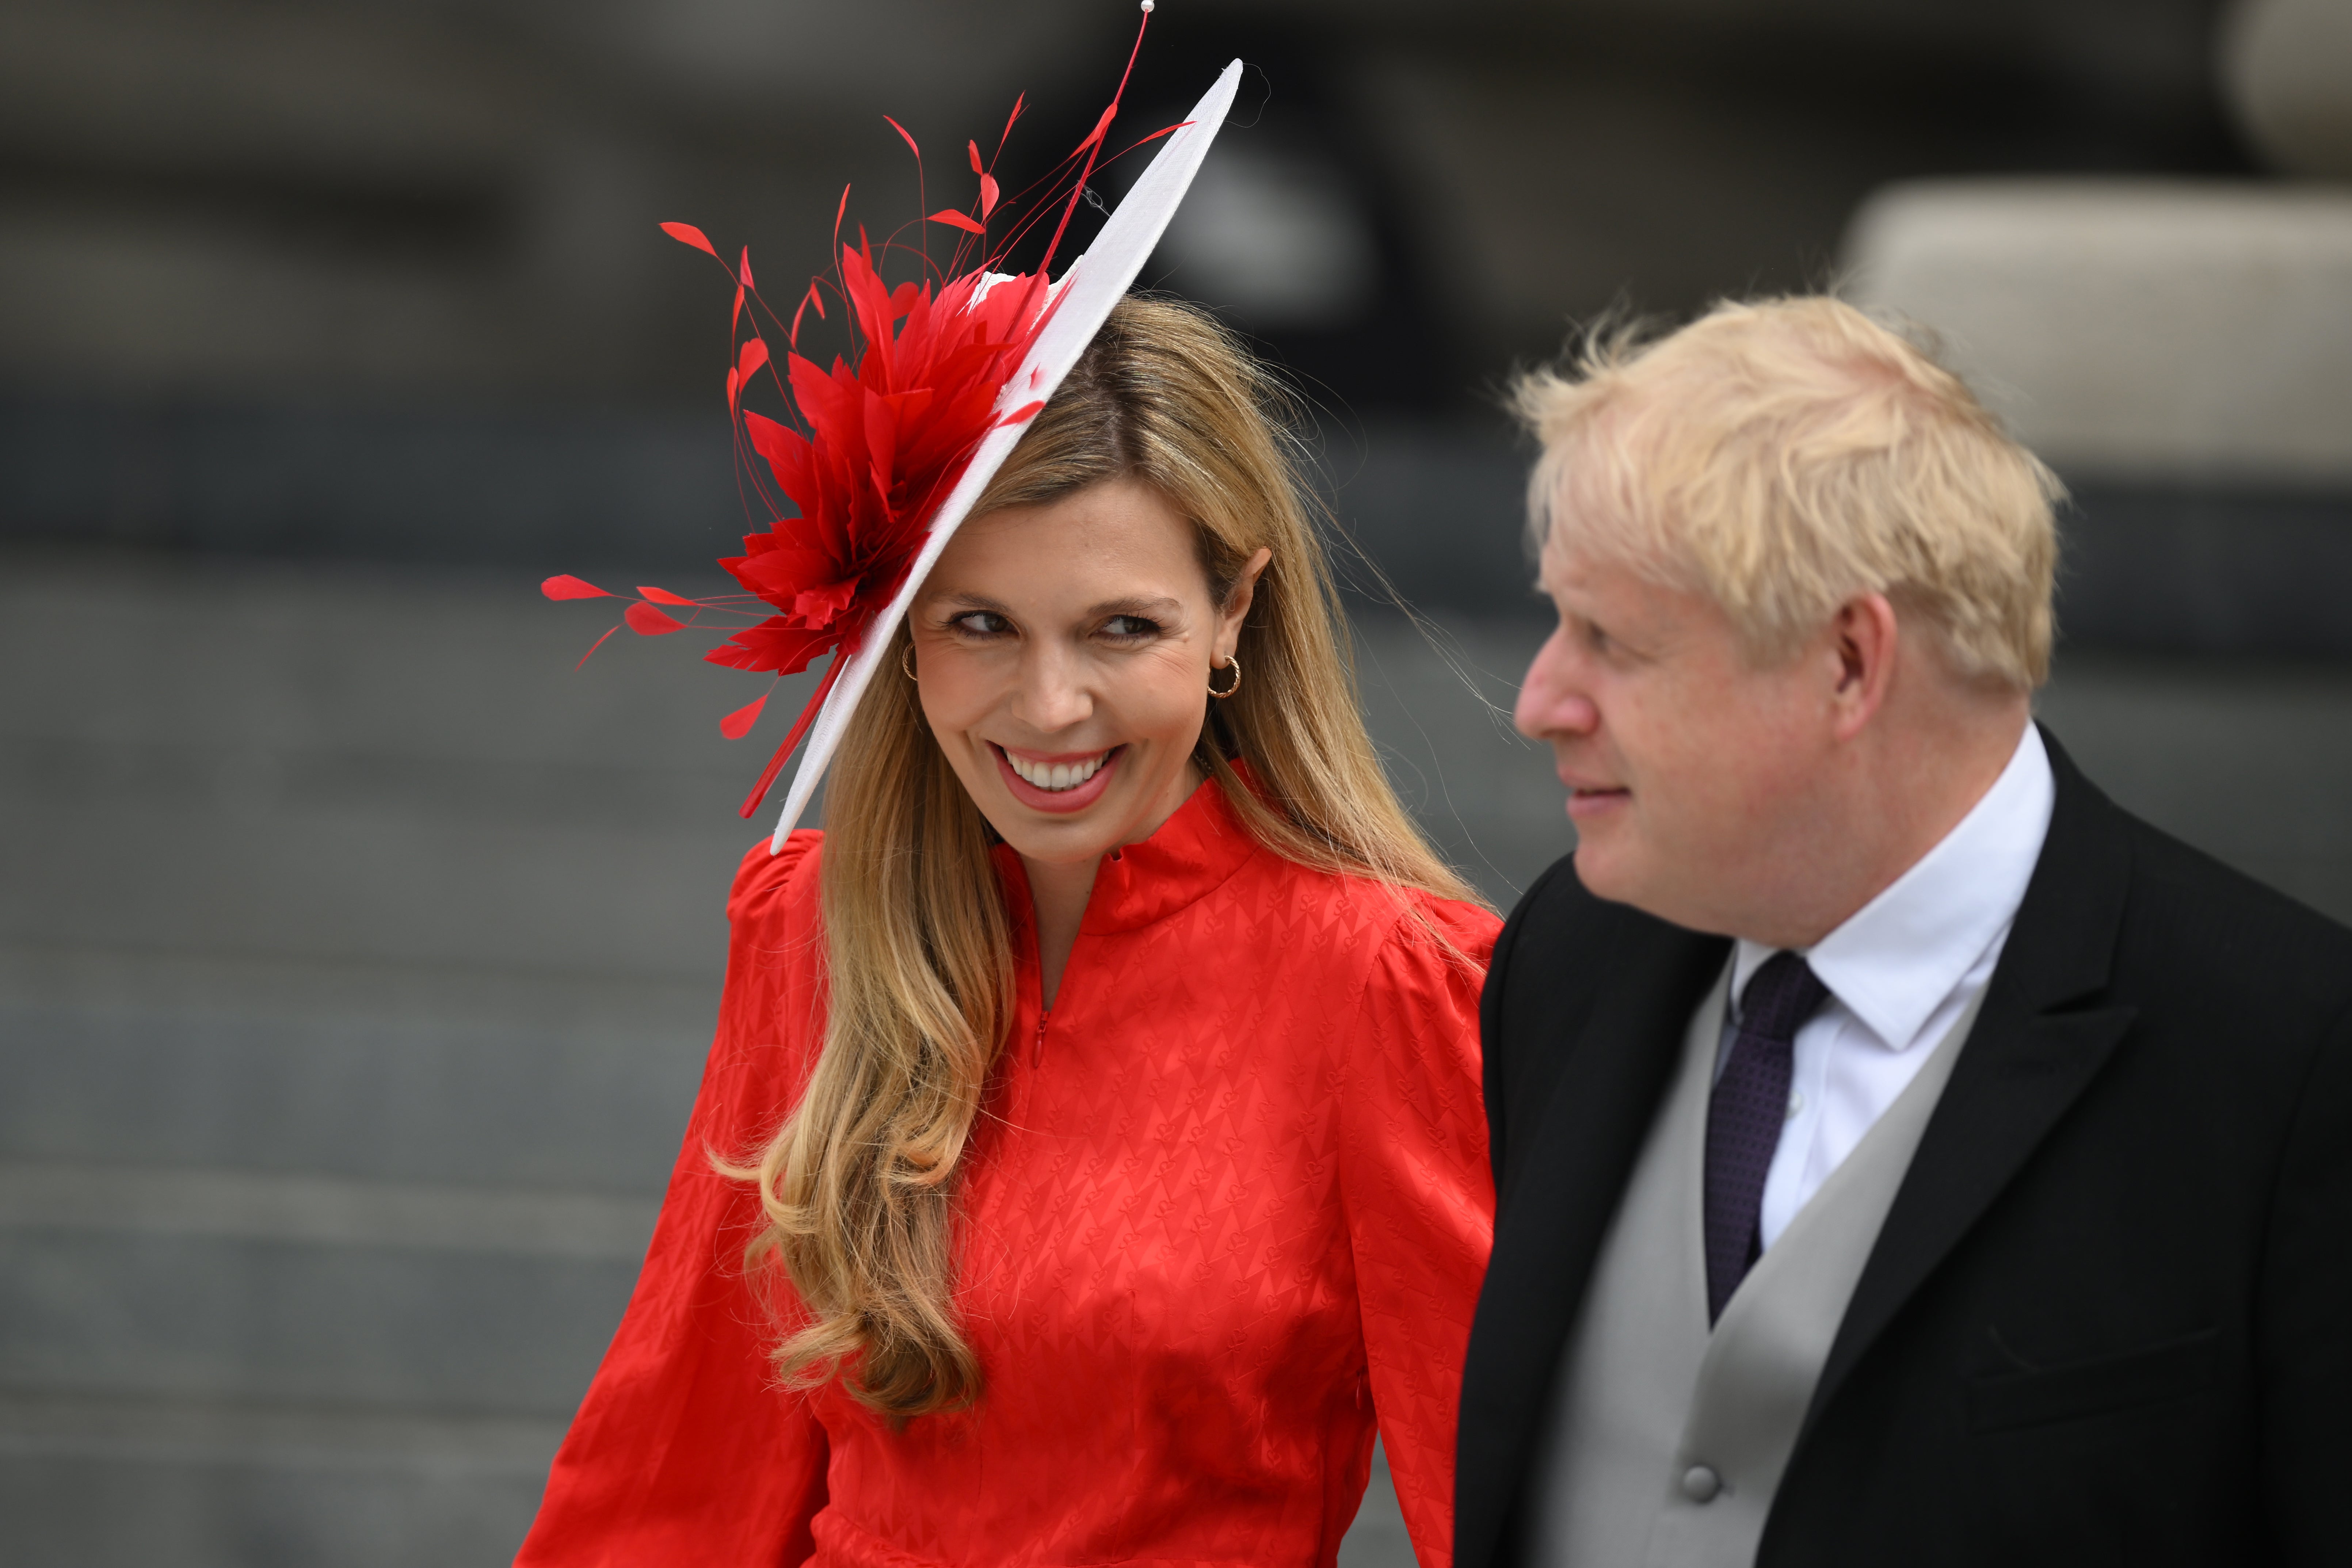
left=1526, top=961, right=1983, bottom=1568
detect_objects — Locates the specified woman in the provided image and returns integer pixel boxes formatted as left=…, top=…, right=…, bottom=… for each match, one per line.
left=518, top=294, right=1501, bottom=1568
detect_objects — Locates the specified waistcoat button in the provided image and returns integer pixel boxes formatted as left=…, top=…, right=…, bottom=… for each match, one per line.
left=1681, top=1464, right=1722, bottom=1502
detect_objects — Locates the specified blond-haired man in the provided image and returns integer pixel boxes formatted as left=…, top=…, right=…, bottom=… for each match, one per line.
left=1456, top=298, right=2352, bottom=1568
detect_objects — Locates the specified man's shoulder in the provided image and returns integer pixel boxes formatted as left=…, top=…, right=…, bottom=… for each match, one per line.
left=1487, top=851, right=1726, bottom=1042
left=1499, top=851, right=1656, bottom=949
left=2033, top=731, right=2352, bottom=1030
left=2108, top=805, right=2352, bottom=1019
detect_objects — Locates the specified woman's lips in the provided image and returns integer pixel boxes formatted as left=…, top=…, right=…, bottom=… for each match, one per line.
left=993, top=743, right=1124, bottom=814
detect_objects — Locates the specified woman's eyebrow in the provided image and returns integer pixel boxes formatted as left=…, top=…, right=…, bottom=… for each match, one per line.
left=923, top=591, right=1186, bottom=619
left=930, top=591, right=1014, bottom=613
left=1088, top=594, right=1186, bottom=619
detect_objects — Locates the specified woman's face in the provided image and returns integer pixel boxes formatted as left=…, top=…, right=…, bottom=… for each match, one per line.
left=911, top=476, right=1266, bottom=869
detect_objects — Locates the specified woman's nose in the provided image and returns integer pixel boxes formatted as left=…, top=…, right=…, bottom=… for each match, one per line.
left=1013, top=644, right=1094, bottom=732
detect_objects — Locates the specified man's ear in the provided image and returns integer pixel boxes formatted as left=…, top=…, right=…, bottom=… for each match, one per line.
left=1828, top=592, right=1900, bottom=740
left=1217, top=547, right=1273, bottom=656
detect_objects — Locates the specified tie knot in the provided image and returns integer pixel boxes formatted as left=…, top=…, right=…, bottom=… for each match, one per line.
left=1739, top=950, right=1829, bottom=1045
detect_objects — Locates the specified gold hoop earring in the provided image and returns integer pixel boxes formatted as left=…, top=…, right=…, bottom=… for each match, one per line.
left=901, top=643, right=918, bottom=681
left=1208, top=652, right=1242, bottom=700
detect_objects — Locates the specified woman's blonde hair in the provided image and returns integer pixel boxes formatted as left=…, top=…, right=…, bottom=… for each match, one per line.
left=730, top=295, right=1480, bottom=1420
left=1513, top=296, right=2062, bottom=689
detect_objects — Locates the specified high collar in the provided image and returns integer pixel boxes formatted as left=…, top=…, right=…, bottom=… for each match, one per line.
left=991, top=768, right=1262, bottom=939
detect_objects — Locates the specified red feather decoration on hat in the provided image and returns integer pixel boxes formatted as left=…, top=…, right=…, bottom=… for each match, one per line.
left=711, top=247, right=1056, bottom=685
left=546, top=6, right=1166, bottom=818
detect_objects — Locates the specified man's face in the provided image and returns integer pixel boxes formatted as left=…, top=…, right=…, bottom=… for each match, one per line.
left=1514, top=530, right=1838, bottom=935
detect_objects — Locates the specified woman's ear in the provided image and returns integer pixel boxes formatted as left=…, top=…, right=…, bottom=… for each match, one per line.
left=1217, top=547, right=1274, bottom=657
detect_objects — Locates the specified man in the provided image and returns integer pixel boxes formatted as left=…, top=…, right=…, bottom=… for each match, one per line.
left=1457, top=297, right=2351, bottom=1568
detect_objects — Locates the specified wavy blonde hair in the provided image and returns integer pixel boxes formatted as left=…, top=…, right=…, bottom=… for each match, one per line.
left=727, top=296, right=1481, bottom=1421
left=1514, top=296, right=2062, bottom=689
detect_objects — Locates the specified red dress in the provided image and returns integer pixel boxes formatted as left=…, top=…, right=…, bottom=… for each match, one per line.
left=517, top=776, right=1499, bottom=1568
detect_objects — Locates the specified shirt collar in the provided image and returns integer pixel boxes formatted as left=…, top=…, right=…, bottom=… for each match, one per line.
left=991, top=766, right=1261, bottom=938
left=1734, top=723, right=2055, bottom=1053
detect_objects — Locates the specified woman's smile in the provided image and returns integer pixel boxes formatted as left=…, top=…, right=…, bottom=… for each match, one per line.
left=993, top=743, right=1125, bottom=813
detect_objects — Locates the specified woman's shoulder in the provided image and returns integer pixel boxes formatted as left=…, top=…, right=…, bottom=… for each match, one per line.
left=1251, top=853, right=1502, bottom=975
left=1370, top=887, right=1502, bottom=1000
left=726, top=828, right=824, bottom=932
left=709, top=830, right=827, bottom=1116
left=1398, top=886, right=1504, bottom=960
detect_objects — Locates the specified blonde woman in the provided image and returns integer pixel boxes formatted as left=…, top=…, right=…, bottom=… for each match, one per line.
left=517, top=293, right=1499, bottom=1567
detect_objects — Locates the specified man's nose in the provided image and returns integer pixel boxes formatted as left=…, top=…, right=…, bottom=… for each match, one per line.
left=1514, top=631, right=1599, bottom=740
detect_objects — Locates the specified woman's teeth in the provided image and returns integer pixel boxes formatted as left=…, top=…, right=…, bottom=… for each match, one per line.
left=1006, top=749, right=1110, bottom=793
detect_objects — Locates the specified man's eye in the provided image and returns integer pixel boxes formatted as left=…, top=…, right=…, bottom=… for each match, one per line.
left=951, top=611, right=1010, bottom=636
left=1102, top=615, right=1160, bottom=640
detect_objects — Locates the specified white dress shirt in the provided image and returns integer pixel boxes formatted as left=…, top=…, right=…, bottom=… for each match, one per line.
left=1724, top=723, right=2055, bottom=1251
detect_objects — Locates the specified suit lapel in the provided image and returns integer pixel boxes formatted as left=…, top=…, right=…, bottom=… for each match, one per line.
left=1804, top=727, right=2138, bottom=1430
left=1457, top=909, right=1728, bottom=1565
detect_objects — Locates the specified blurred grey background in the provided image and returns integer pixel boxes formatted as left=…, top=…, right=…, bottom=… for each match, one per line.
left=3, top=0, right=2349, bottom=1564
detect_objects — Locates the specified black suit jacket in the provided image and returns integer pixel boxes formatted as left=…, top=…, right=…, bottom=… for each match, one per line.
left=1456, top=728, right=2352, bottom=1567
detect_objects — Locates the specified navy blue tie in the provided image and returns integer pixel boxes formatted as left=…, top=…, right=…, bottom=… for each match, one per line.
left=1703, top=951, right=1829, bottom=1323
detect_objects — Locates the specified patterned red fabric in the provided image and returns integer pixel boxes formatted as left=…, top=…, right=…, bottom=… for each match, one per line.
left=516, top=776, right=1499, bottom=1568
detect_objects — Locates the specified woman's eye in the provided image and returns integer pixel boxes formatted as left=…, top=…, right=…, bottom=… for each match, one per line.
left=950, top=611, right=1011, bottom=637
left=1101, top=615, right=1161, bottom=640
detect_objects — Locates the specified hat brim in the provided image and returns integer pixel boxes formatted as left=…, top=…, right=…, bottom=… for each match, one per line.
left=769, top=57, right=1246, bottom=850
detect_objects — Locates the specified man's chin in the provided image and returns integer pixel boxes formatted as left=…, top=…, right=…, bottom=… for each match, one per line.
left=1568, top=840, right=1631, bottom=903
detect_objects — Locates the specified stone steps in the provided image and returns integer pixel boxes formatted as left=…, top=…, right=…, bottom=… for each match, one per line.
left=5, top=548, right=2349, bottom=1565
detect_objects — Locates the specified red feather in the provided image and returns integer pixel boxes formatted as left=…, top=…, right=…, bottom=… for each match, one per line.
left=720, top=692, right=767, bottom=739
left=738, top=656, right=846, bottom=817
left=1076, top=103, right=1117, bottom=153
left=573, top=624, right=620, bottom=669
left=624, top=602, right=688, bottom=636
left=561, top=70, right=1100, bottom=815
left=708, top=243, right=1055, bottom=695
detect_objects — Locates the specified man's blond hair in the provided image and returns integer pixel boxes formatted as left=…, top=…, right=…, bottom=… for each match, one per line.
left=1513, top=296, right=2061, bottom=690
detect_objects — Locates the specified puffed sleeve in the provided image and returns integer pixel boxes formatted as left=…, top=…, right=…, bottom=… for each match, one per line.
left=1340, top=896, right=1501, bottom=1568
left=516, top=832, right=832, bottom=1568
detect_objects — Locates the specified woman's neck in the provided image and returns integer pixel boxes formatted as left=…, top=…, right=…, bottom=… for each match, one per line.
left=1021, top=854, right=1100, bottom=1010
left=1017, top=761, right=1207, bottom=1009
